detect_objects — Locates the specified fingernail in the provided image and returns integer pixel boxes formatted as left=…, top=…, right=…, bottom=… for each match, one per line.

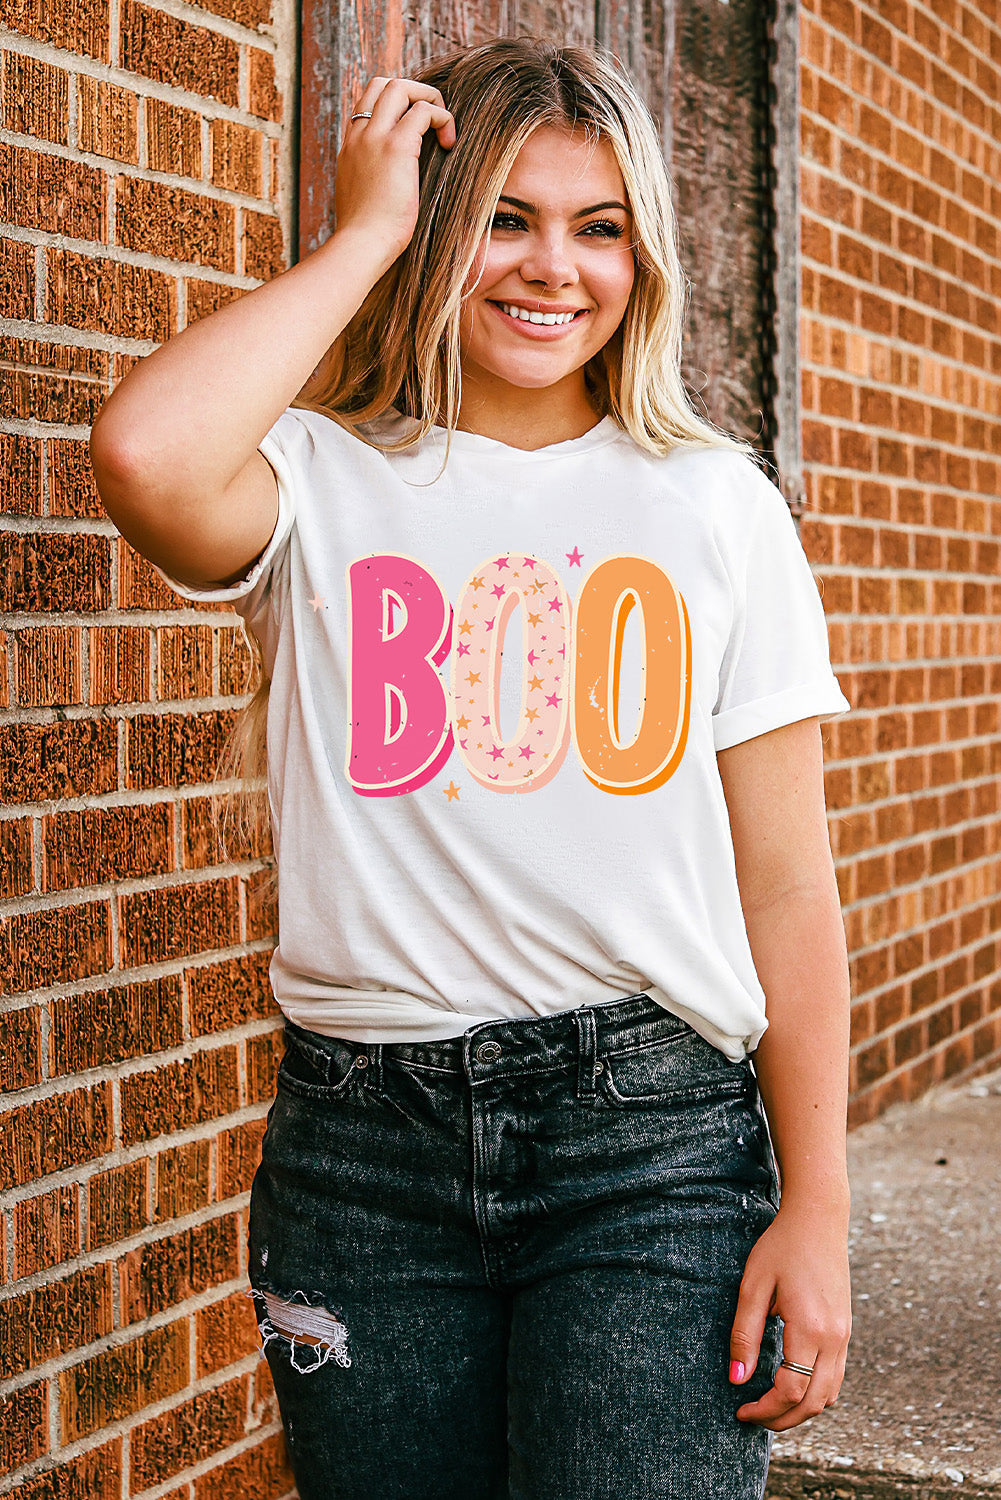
left=729, top=1360, right=745, bottom=1383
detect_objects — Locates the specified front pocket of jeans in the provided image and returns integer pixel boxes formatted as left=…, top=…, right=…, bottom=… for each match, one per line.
left=598, top=1030, right=750, bottom=1107
left=276, top=1034, right=360, bottom=1101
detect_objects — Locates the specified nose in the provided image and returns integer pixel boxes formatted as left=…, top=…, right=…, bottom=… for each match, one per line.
left=517, top=232, right=580, bottom=294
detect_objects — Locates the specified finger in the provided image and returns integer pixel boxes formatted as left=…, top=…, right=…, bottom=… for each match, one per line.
left=728, top=1278, right=770, bottom=1383
left=738, top=1355, right=837, bottom=1431
left=367, top=77, right=450, bottom=130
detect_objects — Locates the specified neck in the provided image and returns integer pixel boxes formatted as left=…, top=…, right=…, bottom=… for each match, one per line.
left=449, top=378, right=603, bottom=452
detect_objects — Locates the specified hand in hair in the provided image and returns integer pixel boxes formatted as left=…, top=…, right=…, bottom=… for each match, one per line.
left=334, top=76, right=456, bottom=264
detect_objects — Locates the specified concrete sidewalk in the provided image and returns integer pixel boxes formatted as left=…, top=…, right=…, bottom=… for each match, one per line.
left=765, top=1066, right=1001, bottom=1499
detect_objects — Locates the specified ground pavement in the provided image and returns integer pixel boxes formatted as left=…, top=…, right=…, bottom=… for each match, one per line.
left=764, top=1065, right=1001, bottom=1500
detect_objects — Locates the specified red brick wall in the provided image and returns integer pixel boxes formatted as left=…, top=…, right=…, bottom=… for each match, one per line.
left=1, top=0, right=296, bottom=1493
left=799, top=0, right=1001, bottom=1124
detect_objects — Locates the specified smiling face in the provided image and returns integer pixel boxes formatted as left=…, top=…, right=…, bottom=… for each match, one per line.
left=456, top=124, right=636, bottom=443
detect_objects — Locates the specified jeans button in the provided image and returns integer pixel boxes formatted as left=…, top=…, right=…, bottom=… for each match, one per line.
left=355, top=1054, right=369, bottom=1069
left=475, top=1040, right=502, bottom=1063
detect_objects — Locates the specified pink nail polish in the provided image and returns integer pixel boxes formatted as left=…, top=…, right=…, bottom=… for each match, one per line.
left=730, top=1360, right=745, bottom=1383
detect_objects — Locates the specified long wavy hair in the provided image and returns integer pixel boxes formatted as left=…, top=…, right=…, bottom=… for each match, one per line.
left=216, top=35, right=758, bottom=866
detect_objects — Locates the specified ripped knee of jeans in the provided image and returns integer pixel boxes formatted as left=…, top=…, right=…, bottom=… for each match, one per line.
left=249, top=1286, right=353, bottom=1374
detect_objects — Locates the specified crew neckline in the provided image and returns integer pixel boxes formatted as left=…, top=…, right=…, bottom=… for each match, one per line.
left=385, top=408, right=622, bottom=460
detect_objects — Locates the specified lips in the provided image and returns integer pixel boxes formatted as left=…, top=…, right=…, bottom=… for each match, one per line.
left=488, top=301, right=589, bottom=335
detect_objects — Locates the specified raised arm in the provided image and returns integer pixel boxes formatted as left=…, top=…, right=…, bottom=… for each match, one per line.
left=716, top=716, right=852, bottom=1430
left=89, top=78, right=455, bottom=588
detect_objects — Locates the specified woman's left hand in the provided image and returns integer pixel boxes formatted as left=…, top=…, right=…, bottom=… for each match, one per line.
left=728, top=1198, right=852, bottom=1429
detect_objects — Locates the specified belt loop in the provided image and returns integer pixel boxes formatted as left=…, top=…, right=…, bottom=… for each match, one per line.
left=575, top=1007, right=598, bottom=1101
left=365, top=1042, right=383, bottom=1089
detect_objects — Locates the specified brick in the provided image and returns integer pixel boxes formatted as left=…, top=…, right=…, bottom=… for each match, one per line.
left=50, top=976, right=184, bottom=1074
left=197, top=1429, right=293, bottom=1500
left=87, top=1157, right=150, bottom=1249
left=88, top=624, right=152, bottom=703
left=195, top=1288, right=259, bottom=1378
left=185, top=277, right=244, bottom=325
left=155, top=1139, right=212, bottom=1221
left=2, top=1083, right=113, bottom=1192
left=245, top=866, right=277, bottom=941
left=0, top=1262, right=114, bottom=1380
left=0, top=143, right=105, bottom=239
left=76, top=73, right=138, bottom=162
left=210, top=118, right=264, bottom=196
left=48, top=437, right=104, bottom=519
left=217, top=623, right=259, bottom=695
left=0, top=237, right=35, bottom=323
left=186, top=0, right=270, bottom=25
left=13, top=626, right=83, bottom=708
left=0, top=1005, right=42, bottom=1091
left=248, top=47, right=283, bottom=122
left=119, top=1213, right=240, bottom=1324
left=120, top=1045, right=240, bottom=1146
left=157, top=623, right=213, bottom=699
left=130, top=1374, right=249, bottom=1491
left=146, top=96, right=202, bottom=178
left=116, top=536, right=183, bottom=609
left=246, top=1025, right=283, bottom=1104
left=47, top=247, right=176, bottom=342
left=182, top=792, right=271, bottom=869
left=243, top=208, right=285, bottom=279
left=0, top=336, right=114, bottom=423
left=13, top=1439, right=123, bottom=1500
left=186, top=951, right=275, bottom=1034
left=1, top=899, right=112, bottom=996
left=41, top=803, right=174, bottom=890
left=115, top=175, right=234, bottom=272
left=215, top=1117, right=265, bottom=1199
left=119, top=876, right=241, bottom=966
left=0, top=532, right=111, bottom=613
left=125, top=709, right=240, bottom=789
left=0, top=1379, right=48, bottom=1476
left=59, top=1321, right=189, bottom=1443
left=120, top=0, right=239, bottom=107
left=12, top=1185, right=80, bottom=1280
left=1, top=815, right=34, bottom=898
left=3, top=50, right=68, bottom=143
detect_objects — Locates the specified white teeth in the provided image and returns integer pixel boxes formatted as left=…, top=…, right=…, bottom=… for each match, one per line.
left=499, top=303, right=578, bottom=325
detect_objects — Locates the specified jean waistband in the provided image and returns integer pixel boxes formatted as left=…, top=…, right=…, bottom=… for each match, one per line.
left=284, top=991, right=696, bottom=1088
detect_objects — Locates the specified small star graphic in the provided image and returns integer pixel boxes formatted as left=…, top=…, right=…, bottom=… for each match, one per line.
left=528, top=611, right=542, bottom=628
left=457, top=641, right=470, bottom=656
left=522, top=557, right=537, bottom=569
left=459, top=618, right=473, bottom=636
left=546, top=691, right=562, bottom=707
left=494, top=556, right=510, bottom=569
left=491, top=584, right=506, bottom=599
left=566, top=546, right=583, bottom=567
left=489, top=745, right=505, bottom=760
left=481, top=714, right=491, bottom=726
left=466, top=670, right=482, bottom=685
left=547, top=596, right=562, bottom=612
left=444, top=781, right=461, bottom=801
left=528, top=674, right=544, bottom=692
left=308, top=594, right=326, bottom=612
left=519, top=745, right=535, bottom=760
left=470, top=575, right=485, bottom=590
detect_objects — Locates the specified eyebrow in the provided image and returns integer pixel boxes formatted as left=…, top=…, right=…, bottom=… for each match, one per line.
left=497, top=194, right=632, bottom=218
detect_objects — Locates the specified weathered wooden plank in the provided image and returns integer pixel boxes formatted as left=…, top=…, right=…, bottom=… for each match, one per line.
left=669, top=0, right=772, bottom=449
left=596, top=0, right=674, bottom=155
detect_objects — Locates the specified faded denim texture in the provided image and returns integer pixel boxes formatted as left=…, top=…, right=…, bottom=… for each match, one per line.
left=249, top=992, right=782, bottom=1499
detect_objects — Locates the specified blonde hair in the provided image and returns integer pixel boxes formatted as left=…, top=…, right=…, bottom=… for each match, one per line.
left=217, top=34, right=757, bottom=862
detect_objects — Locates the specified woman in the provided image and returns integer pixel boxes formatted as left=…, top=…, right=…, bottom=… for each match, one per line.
left=90, top=37, right=852, bottom=1500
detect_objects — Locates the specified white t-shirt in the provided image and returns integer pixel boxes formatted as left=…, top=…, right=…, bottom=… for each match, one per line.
left=159, top=407, right=849, bottom=1059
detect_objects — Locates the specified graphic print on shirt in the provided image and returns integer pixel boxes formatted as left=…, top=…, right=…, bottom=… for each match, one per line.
left=345, top=552, right=691, bottom=797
